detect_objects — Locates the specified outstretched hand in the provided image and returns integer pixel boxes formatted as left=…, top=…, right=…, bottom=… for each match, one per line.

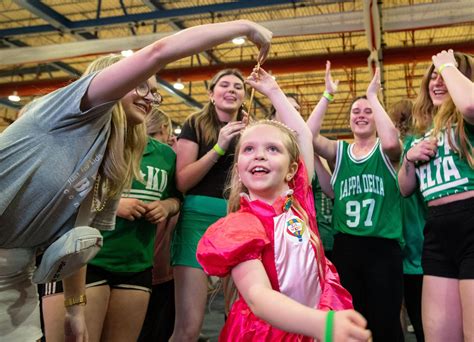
left=325, top=61, right=339, bottom=94
left=432, top=49, right=457, bottom=71
left=246, top=67, right=278, bottom=97
left=244, top=21, right=272, bottom=64
left=366, top=67, right=381, bottom=98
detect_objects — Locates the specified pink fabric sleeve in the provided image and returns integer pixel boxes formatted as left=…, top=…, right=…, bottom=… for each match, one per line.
left=197, top=212, right=270, bottom=277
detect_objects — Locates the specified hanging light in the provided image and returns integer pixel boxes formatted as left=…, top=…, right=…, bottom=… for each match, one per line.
left=121, top=49, right=134, bottom=57
left=8, top=91, right=20, bottom=102
left=174, top=126, right=182, bottom=135
left=232, top=37, right=245, bottom=45
left=173, top=79, right=184, bottom=90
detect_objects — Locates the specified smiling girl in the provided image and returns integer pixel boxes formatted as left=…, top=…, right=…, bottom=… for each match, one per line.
left=196, top=67, right=371, bottom=341
left=309, top=62, right=404, bottom=341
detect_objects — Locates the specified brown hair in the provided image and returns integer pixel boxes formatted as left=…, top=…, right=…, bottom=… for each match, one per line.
left=185, top=69, right=246, bottom=145
left=413, top=52, right=474, bottom=167
left=390, top=99, right=413, bottom=139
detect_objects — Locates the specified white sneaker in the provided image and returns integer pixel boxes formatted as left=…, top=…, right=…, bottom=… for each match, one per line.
left=32, top=226, right=102, bottom=284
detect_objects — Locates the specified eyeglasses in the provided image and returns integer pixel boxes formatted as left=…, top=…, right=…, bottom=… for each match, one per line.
left=135, top=82, right=162, bottom=105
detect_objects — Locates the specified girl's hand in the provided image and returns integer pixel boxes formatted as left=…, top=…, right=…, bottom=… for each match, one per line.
left=243, top=20, right=273, bottom=64
left=325, top=60, right=339, bottom=94
left=366, top=68, right=381, bottom=98
left=217, top=121, right=246, bottom=151
left=144, top=200, right=169, bottom=224
left=246, top=67, right=279, bottom=97
left=64, top=305, right=88, bottom=342
left=116, top=198, right=147, bottom=221
left=432, top=49, right=457, bottom=71
left=332, top=310, right=372, bottom=342
left=406, top=138, right=438, bottom=163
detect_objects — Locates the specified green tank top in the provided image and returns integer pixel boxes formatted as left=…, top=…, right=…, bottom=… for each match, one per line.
left=331, top=139, right=403, bottom=242
left=408, top=123, right=474, bottom=202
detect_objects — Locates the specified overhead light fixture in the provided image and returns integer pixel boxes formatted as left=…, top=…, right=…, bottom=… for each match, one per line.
left=173, top=79, right=184, bottom=90
left=121, top=49, right=134, bottom=57
left=8, top=91, right=20, bottom=102
left=232, top=37, right=245, bottom=45
left=174, top=127, right=182, bottom=135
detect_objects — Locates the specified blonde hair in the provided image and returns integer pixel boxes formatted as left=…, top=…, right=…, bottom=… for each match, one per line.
left=146, top=106, right=172, bottom=140
left=413, top=52, right=474, bottom=167
left=223, top=120, right=324, bottom=312
left=83, top=54, right=147, bottom=198
left=185, top=69, right=247, bottom=145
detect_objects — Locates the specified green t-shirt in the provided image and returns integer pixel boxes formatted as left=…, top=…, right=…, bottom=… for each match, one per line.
left=408, top=122, right=474, bottom=202
left=331, top=139, right=403, bottom=242
left=401, top=136, right=427, bottom=275
left=90, top=138, right=180, bottom=273
left=312, top=175, right=335, bottom=251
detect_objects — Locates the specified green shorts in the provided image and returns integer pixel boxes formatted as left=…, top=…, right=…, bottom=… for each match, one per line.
left=171, top=195, right=227, bottom=269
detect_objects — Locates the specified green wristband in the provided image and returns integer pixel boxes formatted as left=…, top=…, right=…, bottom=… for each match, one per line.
left=324, top=310, right=335, bottom=342
left=213, top=143, right=226, bottom=156
left=438, top=63, right=456, bottom=74
left=323, top=91, right=334, bottom=102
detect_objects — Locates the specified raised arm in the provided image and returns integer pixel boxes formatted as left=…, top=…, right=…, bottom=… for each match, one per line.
left=83, top=20, right=272, bottom=109
left=366, top=68, right=402, bottom=162
left=306, top=61, right=338, bottom=167
left=247, top=67, right=314, bottom=179
left=314, top=154, right=334, bottom=199
left=232, top=259, right=371, bottom=341
left=432, top=49, right=474, bottom=123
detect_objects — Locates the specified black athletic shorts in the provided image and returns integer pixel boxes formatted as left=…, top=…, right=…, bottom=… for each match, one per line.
left=39, top=264, right=152, bottom=296
left=422, top=197, right=474, bottom=279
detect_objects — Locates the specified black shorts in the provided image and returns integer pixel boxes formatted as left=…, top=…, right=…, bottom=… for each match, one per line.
left=39, top=264, right=153, bottom=296
left=422, top=197, right=474, bottom=279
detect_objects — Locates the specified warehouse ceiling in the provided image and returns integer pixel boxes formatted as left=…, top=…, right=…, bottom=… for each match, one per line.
left=1, top=0, right=473, bottom=137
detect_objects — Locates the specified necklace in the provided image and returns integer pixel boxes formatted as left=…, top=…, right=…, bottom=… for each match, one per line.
left=93, top=175, right=108, bottom=212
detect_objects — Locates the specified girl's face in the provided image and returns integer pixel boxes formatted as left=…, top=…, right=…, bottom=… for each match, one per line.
left=428, top=70, right=451, bottom=106
left=122, top=77, right=159, bottom=126
left=237, top=125, right=297, bottom=203
left=350, top=98, right=375, bottom=137
left=210, top=75, right=245, bottom=115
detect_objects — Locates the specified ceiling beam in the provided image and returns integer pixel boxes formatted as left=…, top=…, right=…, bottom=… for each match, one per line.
left=0, top=0, right=296, bottom=37
left=2, top=41, right=473, bottom=97
left=1, top=1, right=472, bottom=66
left=13, top=0, right=97, bottom=40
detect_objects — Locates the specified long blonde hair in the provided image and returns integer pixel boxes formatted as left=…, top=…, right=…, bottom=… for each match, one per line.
left=146, top=106, right=172, bottom=140
left=223, top=120, right=324, bottom=312
left=83, top=54, right=147, bottom=198
left=412, top=52, right=474, bottom=167
left=185, top=69, right=246, bottom=145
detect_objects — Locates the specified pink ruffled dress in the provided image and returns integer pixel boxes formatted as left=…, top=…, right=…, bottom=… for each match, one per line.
left=197, top=160, right=352, bottom=341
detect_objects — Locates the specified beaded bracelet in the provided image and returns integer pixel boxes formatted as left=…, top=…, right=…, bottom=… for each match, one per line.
left=438, top=63, right=456, bottom=74
left=64, top=294, right=87, bottom=307
left=323, top=91, right=334, bottom=102
left=324, top=310, right=335, bottom=342
left=213, top=143, right=226, bottom=156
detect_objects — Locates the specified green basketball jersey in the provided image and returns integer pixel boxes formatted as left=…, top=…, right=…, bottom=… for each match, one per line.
left=407, top=123, right=474, bottom=202
left=331, top=139, right=403, bottom=241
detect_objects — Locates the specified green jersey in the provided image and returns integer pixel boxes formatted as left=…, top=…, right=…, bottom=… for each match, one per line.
left=331, top=139, right=403, bottom=242
left=408, top=123, right=474, bottom=202
left=312, top=175, right=335, bottom=251
left=401, top=136, right=427, bottom=275
left=90, top=138, right=180, bottom=273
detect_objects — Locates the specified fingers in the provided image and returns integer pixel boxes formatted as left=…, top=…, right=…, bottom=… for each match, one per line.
left=258, top=44, right=270, bottom=64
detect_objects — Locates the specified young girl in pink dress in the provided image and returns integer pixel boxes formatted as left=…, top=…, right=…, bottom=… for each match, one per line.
left=197, top=67, right=371, bottom=341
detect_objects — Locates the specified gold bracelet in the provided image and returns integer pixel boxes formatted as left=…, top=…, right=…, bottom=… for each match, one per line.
left=64, top=294, right=87, bottom=307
